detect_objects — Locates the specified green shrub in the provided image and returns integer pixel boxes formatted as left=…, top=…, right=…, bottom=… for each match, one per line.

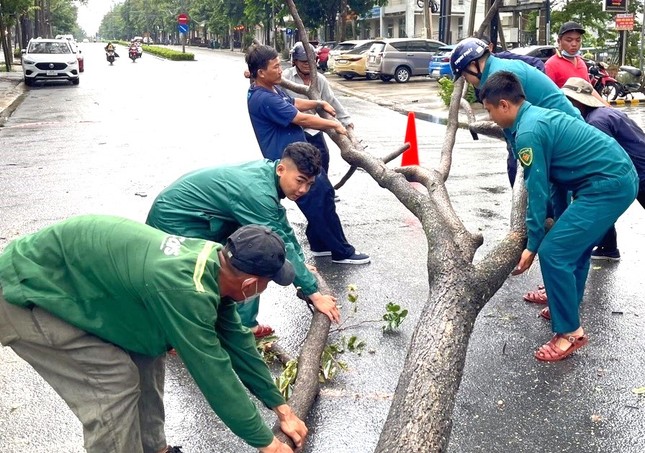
left=437, top=76, right=478, bottom=106
left=113, top=41, right=194, bottom=61
left=143, top=45, right=194, bottom=61
left=13, top=48, right=22, bottom=59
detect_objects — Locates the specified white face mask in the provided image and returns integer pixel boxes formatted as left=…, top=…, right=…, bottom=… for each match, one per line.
left=235, top=278, right=260, bottom=304
left=561, top=49, right=581, bottom=58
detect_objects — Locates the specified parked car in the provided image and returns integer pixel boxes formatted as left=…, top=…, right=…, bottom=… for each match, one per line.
left=509, top=45, right=556, bottom=63
left=333, top=40, right=379, bottom=80
left=428, top=44, right=456, bottom=79
left=366, top=38, right=446, bottom=83
left=22, top=38, right=80, bottom=86
left=328, top=39, right=373, bottom=71
left=55, top=33, right=83, bottom=72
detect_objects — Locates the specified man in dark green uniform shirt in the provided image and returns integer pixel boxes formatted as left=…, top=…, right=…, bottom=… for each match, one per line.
left=146, top=142, right=340, bottom=338
left=480, top=72, right=637, bottom=362
left=0, top=218, right=307, bottom=453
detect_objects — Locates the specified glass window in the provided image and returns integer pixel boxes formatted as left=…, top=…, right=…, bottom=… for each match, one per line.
left=398, top=18, right=407, bottom=38
left=391, top=41, right=409, bottom=51
left=408, top=41, right=429, bottom=52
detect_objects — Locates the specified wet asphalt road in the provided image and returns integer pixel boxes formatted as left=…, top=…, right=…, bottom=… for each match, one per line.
left=1, top=44, right=644, bottom=452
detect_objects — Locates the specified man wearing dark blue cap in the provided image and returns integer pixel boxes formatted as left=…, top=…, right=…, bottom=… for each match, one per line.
left=0, top=216, right=306, bottom=453
left=545, top=21, right=590, bottom=88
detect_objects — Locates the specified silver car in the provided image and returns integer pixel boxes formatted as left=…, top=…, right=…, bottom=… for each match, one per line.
left=366, top=38, right=446, bottom=83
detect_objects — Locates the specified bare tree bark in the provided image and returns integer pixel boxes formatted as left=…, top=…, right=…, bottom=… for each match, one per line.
left=278, top=1, right=521, bottom=450
left=271, top=273, right=332, bottom=446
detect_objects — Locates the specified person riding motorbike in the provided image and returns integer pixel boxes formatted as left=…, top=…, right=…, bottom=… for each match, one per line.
left=104, top=42, right=119, bottom=62
left=128, top=41, right=139, bottom=60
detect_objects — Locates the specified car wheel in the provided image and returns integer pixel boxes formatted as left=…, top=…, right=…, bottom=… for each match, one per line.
left=366, top=73, right=378, bottom=80
left=71, top=77, right=80, bottom=85
left=24, top=77, right=34, bottom=87
left=380, top=75, right=393, bottom=82
left=342, top=74, right=354, bottom=80
left=394, top=66, right=411, bottom=83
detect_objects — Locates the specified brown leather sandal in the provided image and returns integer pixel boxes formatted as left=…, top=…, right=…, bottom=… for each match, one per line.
left=523, top=284, right=548, bottom=304
left=539, top=307, right=551, bottom=321
left=535, top=333, right=589, bottom=362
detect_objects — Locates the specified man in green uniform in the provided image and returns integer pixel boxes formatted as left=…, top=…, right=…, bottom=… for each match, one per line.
left=480, top=71, right=638, bottom=362
left=146, top=142, right=340, bottom=338
left=0, top=218, right=307, bottom=453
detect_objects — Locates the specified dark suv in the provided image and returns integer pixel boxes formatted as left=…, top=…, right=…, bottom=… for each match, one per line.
left=365, top=38, right=446, bottom=83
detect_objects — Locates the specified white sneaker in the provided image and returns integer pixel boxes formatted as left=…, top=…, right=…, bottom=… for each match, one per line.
left=311, top=250, right=332, bottom=257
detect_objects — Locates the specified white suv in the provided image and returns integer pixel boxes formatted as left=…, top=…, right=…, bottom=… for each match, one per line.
left=22, top=38, right=80, bottom=86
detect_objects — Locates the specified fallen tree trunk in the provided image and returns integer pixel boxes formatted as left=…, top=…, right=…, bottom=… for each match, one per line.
left=272, top=273, right=331, bottom=446
left=279, top=1, right=522, bottom=450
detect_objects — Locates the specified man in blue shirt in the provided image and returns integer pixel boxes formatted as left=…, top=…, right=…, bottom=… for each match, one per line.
left=480, top=71, right=638, bottom=362
left=246, top=44, right=370, bottom=265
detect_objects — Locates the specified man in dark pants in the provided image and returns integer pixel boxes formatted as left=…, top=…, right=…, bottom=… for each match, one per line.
left=245, top=44, right=370, bottom=264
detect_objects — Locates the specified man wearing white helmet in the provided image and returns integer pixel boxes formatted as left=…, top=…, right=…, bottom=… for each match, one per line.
left=282, top=41, right=353, bottom=174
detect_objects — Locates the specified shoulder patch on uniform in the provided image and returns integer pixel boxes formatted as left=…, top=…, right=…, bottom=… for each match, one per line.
left=518, top=147, right=533, bottom=167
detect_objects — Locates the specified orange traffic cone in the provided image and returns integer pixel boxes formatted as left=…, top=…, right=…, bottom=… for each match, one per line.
left=401, top=112, right=420, bottom=166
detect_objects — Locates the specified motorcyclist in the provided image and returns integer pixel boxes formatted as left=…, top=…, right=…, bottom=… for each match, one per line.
left=104, top=42, right=119, bottom=58
left=128, top=41, right=139, bottom=59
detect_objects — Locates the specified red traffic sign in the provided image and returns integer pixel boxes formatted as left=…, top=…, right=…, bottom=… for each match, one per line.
left=177, top=13, right=189, bottom=24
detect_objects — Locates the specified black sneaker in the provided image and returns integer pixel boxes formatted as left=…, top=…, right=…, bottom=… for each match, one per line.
left=332, top=252, right=370, bottom=265
left=591, top=247, right=620, bottom=261
left=166, top=446, right=184, bottom=453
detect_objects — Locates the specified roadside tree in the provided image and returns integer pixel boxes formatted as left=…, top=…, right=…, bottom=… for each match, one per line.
left=273, top=0, right=526, bottom=451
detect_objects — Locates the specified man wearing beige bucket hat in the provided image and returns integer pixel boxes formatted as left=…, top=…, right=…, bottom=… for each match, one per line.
left=561, top=76, right=645, bottom=261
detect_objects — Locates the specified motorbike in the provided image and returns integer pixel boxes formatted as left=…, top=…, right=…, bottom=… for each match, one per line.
left=106, top=50, right=116, bottom=65
left=129, top=47, right=139, bottom=62
left=587, top=61, right=620, bottom=99
left=612, top=65, right=645, bottom=100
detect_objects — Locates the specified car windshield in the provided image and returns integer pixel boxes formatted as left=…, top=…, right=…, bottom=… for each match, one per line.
left=510, top=47, right=536, bottom=56
left=436, top=45, right=455, bottom=55
left=368, top=43, right=386, bottom=54
left=348, top=42, right=374, bottom=54
left=28, top=41, right=72, bottom=54
left=335, top=43, right=358, bottom=52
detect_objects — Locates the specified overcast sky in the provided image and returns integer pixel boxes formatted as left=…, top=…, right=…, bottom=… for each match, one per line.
left=76, top=0, right=123, bottom=36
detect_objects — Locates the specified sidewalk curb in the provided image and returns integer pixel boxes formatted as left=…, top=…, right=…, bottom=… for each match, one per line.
left=0, top=78, right=26, bottom=127
left=607, top=98, right=645, bottom=106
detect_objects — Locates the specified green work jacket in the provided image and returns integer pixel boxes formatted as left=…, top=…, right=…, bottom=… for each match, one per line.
left=146, top=159, right=318, bottom=296
left=0, top=215, right=284, bottom=448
